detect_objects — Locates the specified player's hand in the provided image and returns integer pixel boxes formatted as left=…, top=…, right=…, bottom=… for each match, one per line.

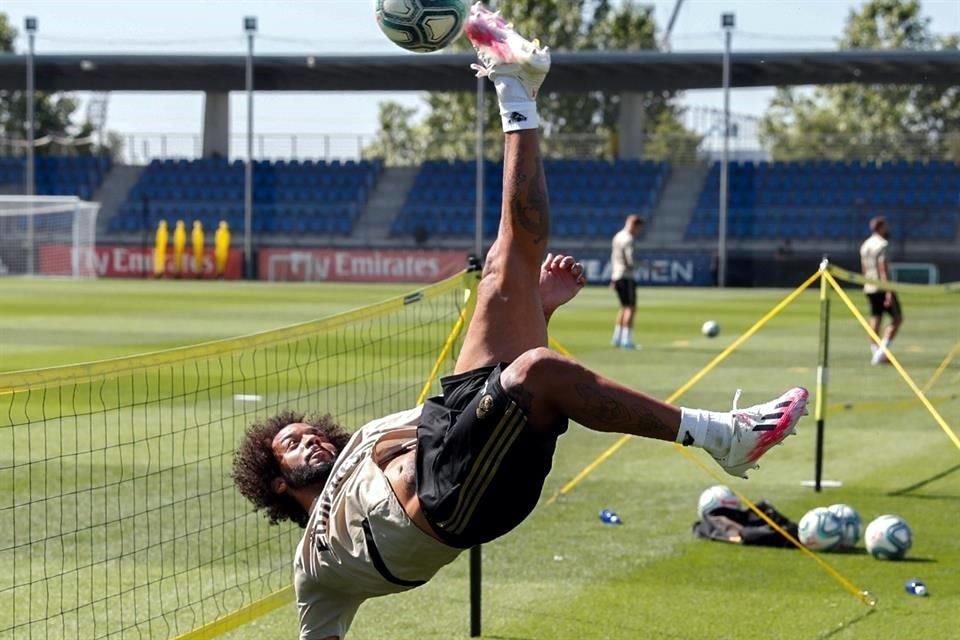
left=540, top=253, right=586, bottom=317
left=884, top=293, right=893, bottom=308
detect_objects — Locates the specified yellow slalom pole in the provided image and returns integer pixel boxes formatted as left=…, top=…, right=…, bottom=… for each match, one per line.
left=546, top=269, right=821, bottom=504
left=922, top=341, right=960, bottom=394
left=824, top=271, right=960, bottom=450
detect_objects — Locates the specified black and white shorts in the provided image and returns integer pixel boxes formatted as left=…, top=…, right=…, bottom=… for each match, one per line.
left=416, top=364, right=567, bottom=549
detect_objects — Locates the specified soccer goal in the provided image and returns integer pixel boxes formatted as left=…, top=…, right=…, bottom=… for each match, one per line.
left=0, top=195, right=100, bottom=278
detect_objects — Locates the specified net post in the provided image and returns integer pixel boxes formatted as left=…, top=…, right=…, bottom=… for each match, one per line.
left=814, top=257, right=831, bottom=493
left=464, top=254, right=483, bottom=638
left=469, top=545, right=482, bottom=637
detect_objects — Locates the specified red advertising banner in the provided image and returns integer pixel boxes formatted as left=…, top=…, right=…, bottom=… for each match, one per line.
left=259, top=248, right=468, bottom=283
left=39, top=244, right=244, bottom=279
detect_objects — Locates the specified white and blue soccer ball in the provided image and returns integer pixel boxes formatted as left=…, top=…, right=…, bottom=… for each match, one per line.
left=827, top=504, right=862, bottom=550
left=375, top=0, right=469, bottom=53
left=697, top=484, right=742, bottom=519
left=798, top=507, right=844, bottom=551
left=701, top=320, right=720, bottom=338
left=865, top=514, right=913, bottom=560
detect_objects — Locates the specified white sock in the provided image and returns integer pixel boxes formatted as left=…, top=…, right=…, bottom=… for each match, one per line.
left=872, top=337, right=893, bottom=364
left=870, top=343, right=879, bottom=356
left=492, top=76, right=540, bottom=132
left=620, top=328, right=634, bottom=346
left=612, top=325, right=622, bottom=344
left=677, top=408, right=732, bottom=457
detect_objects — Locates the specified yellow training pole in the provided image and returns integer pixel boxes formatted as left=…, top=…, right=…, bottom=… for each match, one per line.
left=922, top=341, right=960, bottom=394
left=547, top=269, right=821, bottom=504
left=824, top=271, right=960, bottom=450
left=813, top=259, right=832, bottom=492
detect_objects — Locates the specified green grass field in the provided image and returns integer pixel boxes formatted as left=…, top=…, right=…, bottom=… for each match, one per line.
left=1, top=276, right=958, bottom=640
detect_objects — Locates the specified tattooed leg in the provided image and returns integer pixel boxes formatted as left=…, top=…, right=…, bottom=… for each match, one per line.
left=454, top=131, right=552, bottom=374
left=500, top=347, right=681, bottom=440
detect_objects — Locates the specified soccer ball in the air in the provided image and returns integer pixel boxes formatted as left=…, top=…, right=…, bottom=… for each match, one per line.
left=864, top=514, right=912, bottom=560
left=827, top=503, right=862, bottom=550
left=375, top=0, right=469, bottom=53
left=697, top=484, right=742, bottom=519
left=702, top=320, right=720, bottom=338
left=798, top=507, right=844, bottom=551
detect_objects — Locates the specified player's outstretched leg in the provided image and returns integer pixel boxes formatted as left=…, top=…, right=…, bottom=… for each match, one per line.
left=454, top=3, right=554, bottom=374
left=499, top=348, right=808, bottom=479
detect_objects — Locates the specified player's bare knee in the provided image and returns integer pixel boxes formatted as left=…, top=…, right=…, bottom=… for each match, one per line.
left=501, top=348, right=565, bottom=414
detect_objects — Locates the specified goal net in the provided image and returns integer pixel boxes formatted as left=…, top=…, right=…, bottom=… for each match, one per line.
left=0, top=196, right=100, bottom=278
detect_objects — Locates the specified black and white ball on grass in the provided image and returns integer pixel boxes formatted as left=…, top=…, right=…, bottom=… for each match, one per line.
left=865, top=514, right=912, bottom=560
left=701, top=320, right=720, bottom=338
left=798, top=507, right=844, bottom=551
left=697, top=485, right=742, bottom=519
left=375, top=0, right=469, bottom=53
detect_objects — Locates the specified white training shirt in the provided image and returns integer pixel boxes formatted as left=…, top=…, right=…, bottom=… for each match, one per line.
left=294, top=407, right=461, bottom=639
left=859, top=233, right=889, bottom=294
left=610, top=229, right=635, bottom=281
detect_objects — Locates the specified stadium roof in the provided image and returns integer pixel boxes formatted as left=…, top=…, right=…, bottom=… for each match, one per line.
left=0, top=50, right=957, bottom=92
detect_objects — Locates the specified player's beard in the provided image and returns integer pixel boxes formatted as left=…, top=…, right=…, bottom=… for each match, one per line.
left=283, top=458, right=335, bottom=489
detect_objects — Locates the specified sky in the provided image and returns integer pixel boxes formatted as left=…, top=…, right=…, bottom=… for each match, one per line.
left=2, top=0, right=958, bottom=158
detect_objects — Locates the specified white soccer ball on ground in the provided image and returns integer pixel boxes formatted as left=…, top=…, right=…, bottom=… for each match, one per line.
left=798, top=507, right=844, bottom=551
left=701, top=320, right=720, bottom=338
left=827, top=503, right=862, bottom=550
left=375, top=0, right=468, bottom=53
left=697, top=484, right=742, bottom=519
left=864, top=514, right=913, bottom=560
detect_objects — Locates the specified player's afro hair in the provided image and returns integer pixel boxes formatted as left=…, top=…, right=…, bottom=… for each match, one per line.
left=232, top=410, right=351, bottom=528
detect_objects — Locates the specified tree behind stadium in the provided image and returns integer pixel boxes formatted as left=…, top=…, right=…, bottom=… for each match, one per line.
left=759, top=0, right=960, bottom=162
left=0, top=12, right=105, bottom=156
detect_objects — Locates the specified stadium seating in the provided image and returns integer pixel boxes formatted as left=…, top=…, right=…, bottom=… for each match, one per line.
left=0, top=155, right=111, bottom=200
left=109, top=157, right=382, bottom=235
left=390, top=159, right=670, bottom=239
left=686, top=160, right=960, bottom=242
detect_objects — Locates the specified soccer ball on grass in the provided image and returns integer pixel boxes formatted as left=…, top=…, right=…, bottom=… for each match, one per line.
left=798, top=507, right=844, bottom=551
left=375, top=0, right=468, bottom=53
left=826, top=503, right=861, bottom=550
left=697, top=484, right=742, bottom=519
left=864, top=514, right=912, bottom=560
left=701, top=320, right=720, bottom=338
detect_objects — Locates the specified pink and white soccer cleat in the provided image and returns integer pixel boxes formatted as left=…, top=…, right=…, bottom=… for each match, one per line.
left=713, top=387, right=809, bottom=479
left=464, top=2, right=551, bottom=100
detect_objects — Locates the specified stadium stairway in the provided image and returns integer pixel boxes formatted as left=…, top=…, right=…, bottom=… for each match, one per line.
left=353, top=166, right=419, bottom=243
left=646, top=162, right=711, bottom=246
left=94, top=165, right=146, bottom=236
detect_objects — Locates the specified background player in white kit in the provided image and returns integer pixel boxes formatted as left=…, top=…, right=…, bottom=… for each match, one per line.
left=609, top=214, right=644, bottom=349
left=860, top=215, right=904, bottom=365
left=232, top=6, right=809, bottom=638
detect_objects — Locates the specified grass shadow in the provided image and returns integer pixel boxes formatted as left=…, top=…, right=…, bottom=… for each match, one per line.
left=817, top=607, right=877, bottom=639
left=888, top=463, right=960, bottom=497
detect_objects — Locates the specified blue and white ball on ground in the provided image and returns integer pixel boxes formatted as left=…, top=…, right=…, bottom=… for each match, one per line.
left=865, top=514, right=913, bottom=560
left=798, top=507, right=844, bottom=551
left=697, top=484, right=742, bottom=519
left=827, top=503, right=862, bottom=550
left=701, top=320, right=720, bottom=338
left=375, top=0, right=468, bottom=53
